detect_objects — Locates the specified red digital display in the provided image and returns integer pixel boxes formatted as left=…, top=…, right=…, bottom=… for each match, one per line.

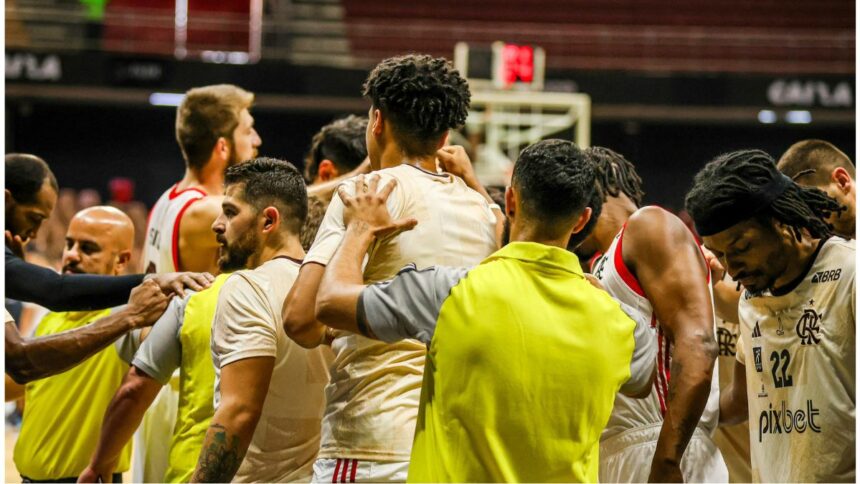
left=501, top=44, right=534, bottom=85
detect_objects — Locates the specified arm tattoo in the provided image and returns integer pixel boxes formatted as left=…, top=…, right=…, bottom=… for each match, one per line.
left=192, top=424, right=245, bottom=482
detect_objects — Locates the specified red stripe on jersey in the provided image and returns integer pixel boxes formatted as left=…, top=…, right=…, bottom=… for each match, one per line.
left=332, top=459, right=341, bottom=483
left=340, top=458, right=349, bottom=483
left=613, top=224, right=646, bottom=297
left=350, top=459, right=358, bottom=482
left=171, top=196, right=203, bottom=271
left=168, top=183, right=207, bottom=200
left=588, top=252, right=603, bottom=273
left=656, top=328, right=668, bottom=415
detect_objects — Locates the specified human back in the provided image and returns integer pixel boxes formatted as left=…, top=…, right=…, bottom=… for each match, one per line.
left=311, top=162, right=498, bottom=461
left=409, top=242, right=640, bottom=482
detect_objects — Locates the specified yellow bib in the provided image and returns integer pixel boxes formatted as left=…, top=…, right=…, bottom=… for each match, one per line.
left=163, top=273, right=230, bottom=482
left=14, top=309, right=132, bottom=479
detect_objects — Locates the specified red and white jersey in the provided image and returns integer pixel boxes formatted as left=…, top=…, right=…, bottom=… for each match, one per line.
left=592, top=217, right=720, bottom=440
left=144, top=184, right=207, bottom=274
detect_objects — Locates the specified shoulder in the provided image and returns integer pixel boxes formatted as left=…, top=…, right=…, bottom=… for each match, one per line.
left=181, top=195, right=221, bottom=223
left=625, top=206, right=696, bottom=254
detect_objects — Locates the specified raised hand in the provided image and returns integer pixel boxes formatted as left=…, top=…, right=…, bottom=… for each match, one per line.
left=337, top=174, right=418, bottom=240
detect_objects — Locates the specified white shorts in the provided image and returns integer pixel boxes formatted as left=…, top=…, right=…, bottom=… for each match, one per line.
left=600, top=423, right=728, bottom=483
left=312, top=458, right=409, bottom=483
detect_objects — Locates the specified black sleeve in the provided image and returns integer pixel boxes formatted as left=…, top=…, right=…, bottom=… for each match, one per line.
left=5, top=246, right=144, bottom=311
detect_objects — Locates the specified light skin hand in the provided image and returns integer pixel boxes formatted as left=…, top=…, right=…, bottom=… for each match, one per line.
left=316, top=175, right=417, bottom=336
left=146, top=272, right=215, bottom=298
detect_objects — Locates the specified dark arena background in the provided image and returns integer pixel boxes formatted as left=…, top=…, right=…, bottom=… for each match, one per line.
left=3, top=0, right=856, bottom=480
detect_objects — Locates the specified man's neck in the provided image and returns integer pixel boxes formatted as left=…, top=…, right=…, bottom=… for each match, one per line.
left=251, top=234, right=306, bottom=269
left=509, top=222, right=569, bottom=249
left=176, top=162, right=226, bottom=195
left=595, top=196, right=638, bottom=253
left=378, top=145, right=437, bottom=172
left=771, top=234, right=821, bottom=292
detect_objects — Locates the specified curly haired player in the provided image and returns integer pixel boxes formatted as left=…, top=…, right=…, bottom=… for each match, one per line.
left=282, top=54, right=500, bottom=482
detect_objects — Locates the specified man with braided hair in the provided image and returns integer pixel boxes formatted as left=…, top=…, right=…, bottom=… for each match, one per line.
left=573, top=147, right=726, bottom=483
left=686, top=149, right=854, bottom=482
left=283, top=54, right=499, bottom=482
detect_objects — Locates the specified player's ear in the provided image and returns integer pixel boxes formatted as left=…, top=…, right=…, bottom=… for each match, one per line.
left=505, top=186, right=516, bottom=220
left=262, top=206, right=280, bottom=233
left=832, top=167, right=853, bottom=194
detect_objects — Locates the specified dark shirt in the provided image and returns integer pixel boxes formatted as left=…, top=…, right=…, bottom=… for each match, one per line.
left=4, top=245, right=144, bottom=312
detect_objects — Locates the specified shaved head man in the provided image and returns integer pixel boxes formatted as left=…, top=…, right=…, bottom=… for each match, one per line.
left=778, top=139, right=855, bottom=238
left=63, top=206, right=135, bottom=276
left=13, top=206, right=157, bottom=482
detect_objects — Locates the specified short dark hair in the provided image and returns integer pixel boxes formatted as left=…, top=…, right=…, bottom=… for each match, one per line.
left=686, top=149, right=841, bottom=241
left=305, top=115, right=368, bottom=181
left=777, top=139, right=855, bottom=185
left=224, top=157, right=308, bottom=234
left=301, top=196, right=327, bottom=251
left=362, top=54, right=470, bottom=157
left=586, top=146, right=645, bottom=207
left=5, top=153, right=59, bottom=203
left=512, top=139, right=598, bottom=232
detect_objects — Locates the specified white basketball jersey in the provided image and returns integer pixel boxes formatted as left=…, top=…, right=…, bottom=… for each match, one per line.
left=737, top=236, right=855, bottom=482
left=144, top=184, right=207, bottom=274
left=592, top=219, right=720, bottom=440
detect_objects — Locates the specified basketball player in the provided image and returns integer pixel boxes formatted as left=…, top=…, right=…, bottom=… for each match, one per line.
left=573, top=147, right=725, bottom=482
left=778, top=139, right=855, bottom=239
left=191, top=158, right=330, bottom=482
left=305, top=115, right=368, bottom=186
left=283, top=54, right=499, bottom=482
left=685, top=149, right=854, bottom=482
left=144, top=84, right=261, bottom=275
left=12, top=206, right=154, bottom=482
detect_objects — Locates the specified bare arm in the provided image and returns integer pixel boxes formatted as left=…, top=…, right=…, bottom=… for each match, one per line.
left=5, top=280, right=169, bottom=384
left=79, top=366, right=163, bottom=483
left=282, top=263, right=329, bottom=348
left=191, top=356, right=274, bottom=483
left=177, top=196, right=223, bottom=274
left=5, top=374, right=24, bottom=402
left=624, top=208, right=718, bottom=483
left=307, top=158, right=371, bottom=203
left=719, top=359, right=749, bottom=426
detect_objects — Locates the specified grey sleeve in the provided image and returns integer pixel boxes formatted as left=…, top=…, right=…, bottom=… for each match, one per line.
left=357, top=264, right=470, bottom=345
left=130, top=294, right=190, bottom=385
left=618, top=301, right=658, bottom=395
left=114, top=328, right=144, bottom=364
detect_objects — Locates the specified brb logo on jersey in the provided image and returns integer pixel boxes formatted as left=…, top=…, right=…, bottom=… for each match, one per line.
left=758, top=400, right=821, bottom=442
left=796, top=305, right=822, bottom=345
left=811, top=268, right=841, bottom=284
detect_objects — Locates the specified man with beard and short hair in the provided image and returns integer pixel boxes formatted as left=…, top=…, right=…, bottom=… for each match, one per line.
left=11, top=206, right=165, bottom=482
left=686, top=149, right=854, bottom=482
left=137, top=84, right=261, bottom=481
left=574, top=147, right=725, bottom=483
left=190, top=158, right=331, bottom=482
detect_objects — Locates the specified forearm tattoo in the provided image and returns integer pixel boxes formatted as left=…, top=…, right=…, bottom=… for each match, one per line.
left=192, top=424, right=244, bottom=482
